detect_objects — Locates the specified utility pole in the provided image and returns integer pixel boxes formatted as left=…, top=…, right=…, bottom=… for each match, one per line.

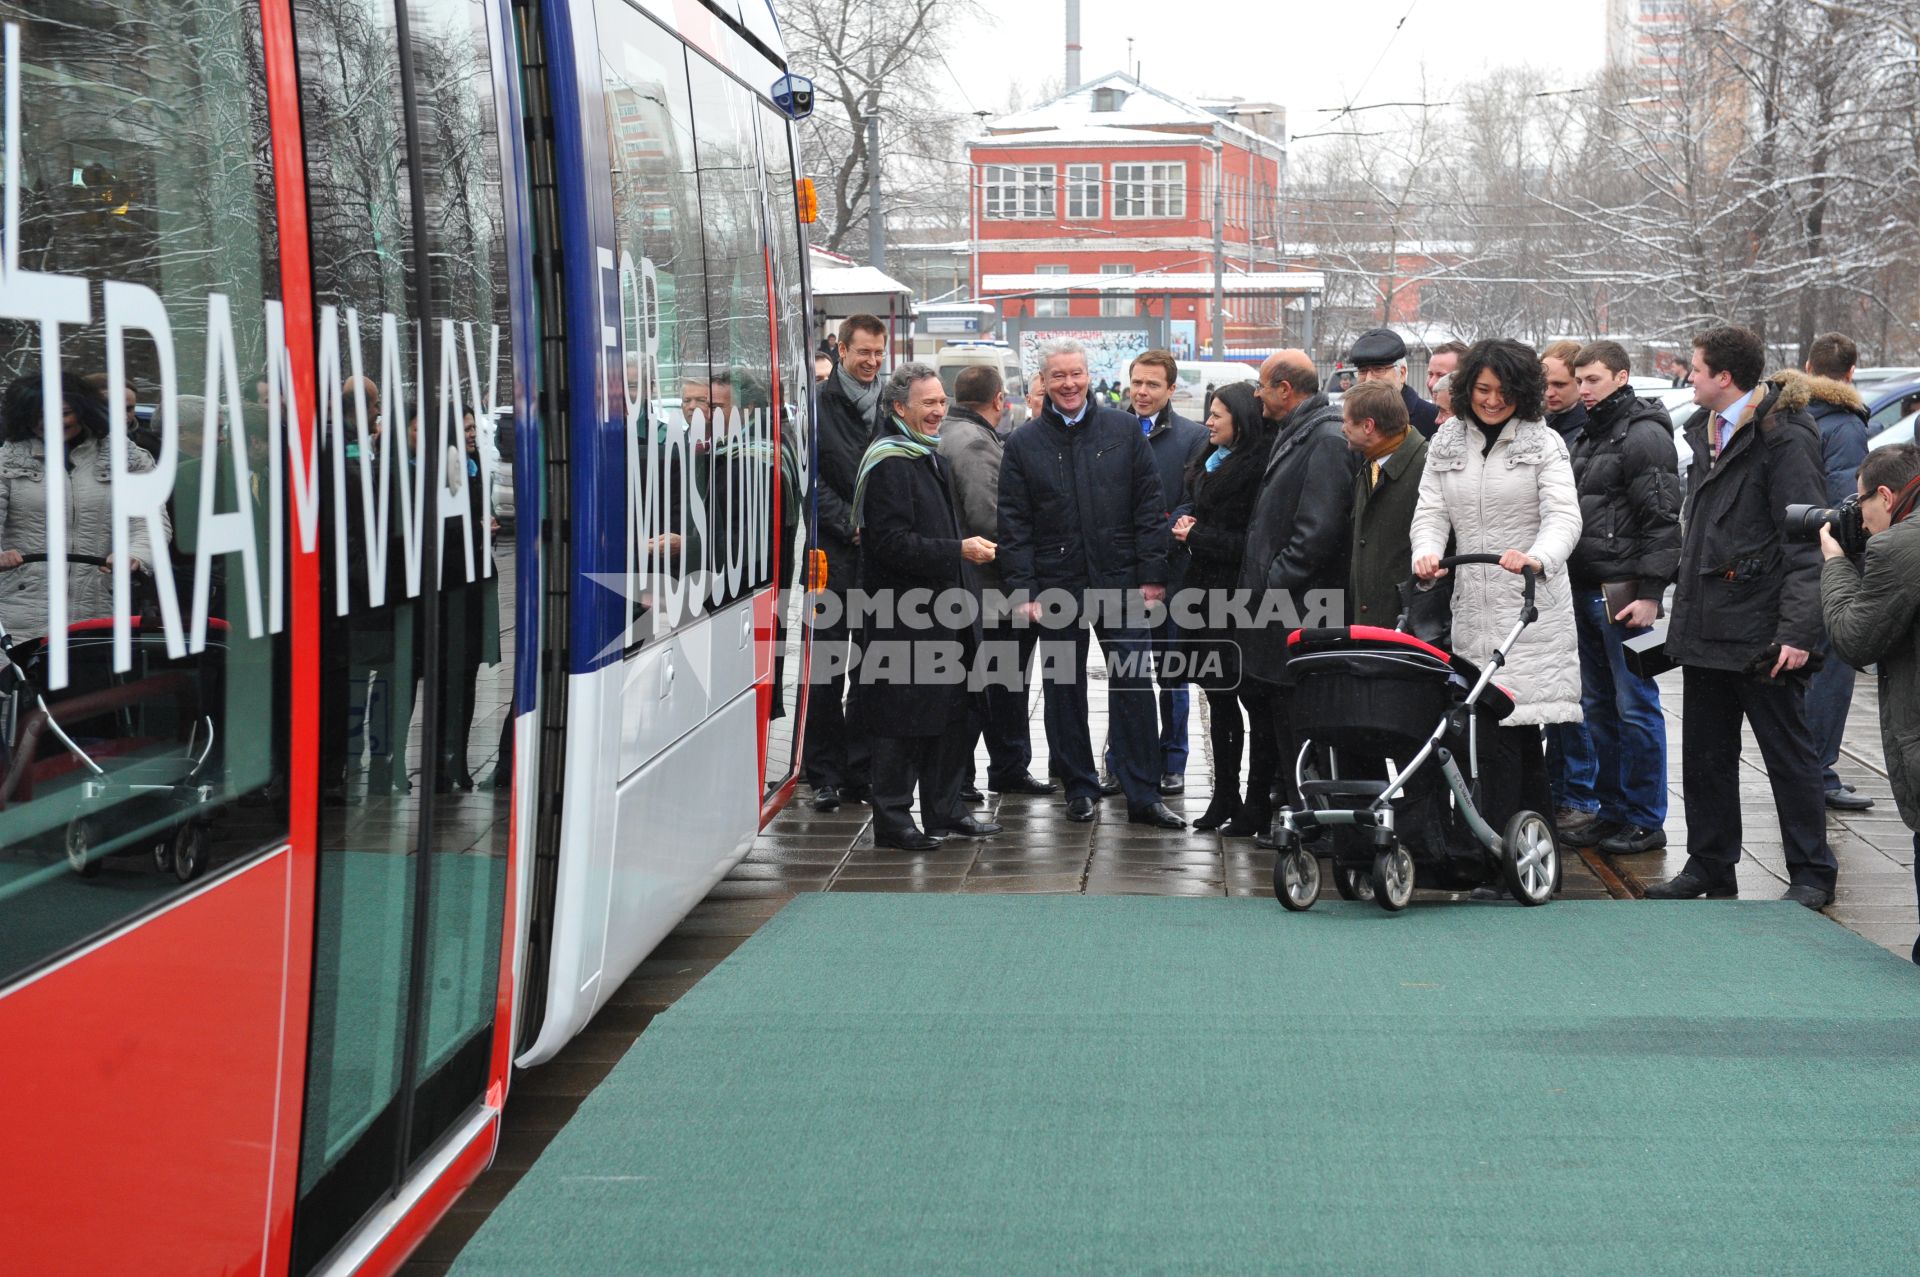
left=866, top=92, right=884, bottom=271
left=1210, top=134, right=1226, bottom=358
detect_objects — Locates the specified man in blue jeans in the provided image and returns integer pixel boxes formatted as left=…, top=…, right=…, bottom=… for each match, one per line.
left=1567, top=342, right=1683, bottom=853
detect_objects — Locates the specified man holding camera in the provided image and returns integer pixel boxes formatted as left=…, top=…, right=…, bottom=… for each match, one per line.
left=1818, top=444, right=1920, bottom=961
left=1653, top=326, right=1838, bottom=907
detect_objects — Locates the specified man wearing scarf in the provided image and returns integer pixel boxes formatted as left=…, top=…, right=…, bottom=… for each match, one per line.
left=806, top=314, right=888, bottom=812
left=850, top=363, right=999, bottom=851
left=1820, top=444, right=1920, bottom=962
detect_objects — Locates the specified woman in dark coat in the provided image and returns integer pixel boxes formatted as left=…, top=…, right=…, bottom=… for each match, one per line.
left=1171, top=382, right=1276, bottom=833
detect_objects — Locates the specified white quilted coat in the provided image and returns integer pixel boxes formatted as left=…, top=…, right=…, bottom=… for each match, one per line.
left=1408, top=417, right=1583, bottom=726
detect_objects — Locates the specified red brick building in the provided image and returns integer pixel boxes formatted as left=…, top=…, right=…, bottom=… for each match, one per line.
left=967, top=73, right=1318, bottom=353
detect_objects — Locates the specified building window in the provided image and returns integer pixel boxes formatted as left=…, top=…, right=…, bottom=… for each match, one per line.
left=1066, top=164, right=1101, bottom=219
left=1113, top=162, right=1185, bottom=219
left=1034, top=263, right=1070, bottom=317
left=1099, top=264, right=1135, bottom=317
left=984, top=163, right=1056, bottom=220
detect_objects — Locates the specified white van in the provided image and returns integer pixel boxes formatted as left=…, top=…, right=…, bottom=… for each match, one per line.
left=936, top=341, right=1028, bottom=430
left=1171, top=359, right=1259, bottom=418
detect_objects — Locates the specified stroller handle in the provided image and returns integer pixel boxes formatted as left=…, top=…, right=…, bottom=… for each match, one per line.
left=10, top=553, right=141, bottom=571
left=1432, top=553, right=1536, bottom=613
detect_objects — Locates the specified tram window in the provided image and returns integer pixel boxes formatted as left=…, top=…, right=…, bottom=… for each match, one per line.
left=0, top=1, right=289, bottom=987
left=597, top=0, right=713, bottom=649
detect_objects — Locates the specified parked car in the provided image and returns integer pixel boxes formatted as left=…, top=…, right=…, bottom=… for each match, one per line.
left=1870, top=410, right=1916, bottom=452
left=1853, top=366, right=1920, bottom=391
left=1170, top=358, right=1259, bottom=419
left=1865, top=380, right=1920, bottom=439
left=1652, top=386, right=1698, bottom=481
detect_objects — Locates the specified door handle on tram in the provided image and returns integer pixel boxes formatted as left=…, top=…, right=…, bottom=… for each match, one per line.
left=660, top=651, right=675, bottom=698
left=740, top=611, right=753, bottom=650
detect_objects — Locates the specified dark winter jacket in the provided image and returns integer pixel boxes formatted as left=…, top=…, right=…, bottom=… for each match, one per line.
left=813, top=372, right=883, bottom=588
left=1402, top=383, right=1440, bottom=440
left=1546, top=401, right=1588, bottom=445
left=1175, top=428, right=1274, bottom=686
left=996, top=398, right=1169, bottom=601
left=852, top=445, right=976, bottom=738
left=1237, top=394, right=1357, bottom=683
left=1567, top=385, right=1682, bottom=598
left=1347, top=428, right=1429, bottom=627
left=936, top=405, right=1007, bottom=596
left=1669, top=372, right=1828, bottom=673
left=1801, top=374, right=1871, bottom=506
left=1821, top=509, right=1920, bottom=828
left=1142, top=406, right=1209, bottom=592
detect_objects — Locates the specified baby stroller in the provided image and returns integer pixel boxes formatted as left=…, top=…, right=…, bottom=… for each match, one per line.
left=1268, top=554, right=1559, bottom=912
left=0, top=553, right=220, bottom=882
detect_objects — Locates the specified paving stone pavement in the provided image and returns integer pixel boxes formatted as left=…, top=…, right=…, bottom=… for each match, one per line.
left=400, top=661, right=1916, bottom=1274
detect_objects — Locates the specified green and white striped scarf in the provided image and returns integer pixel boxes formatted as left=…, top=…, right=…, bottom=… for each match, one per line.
left=851, top=414, right=939, bottom=530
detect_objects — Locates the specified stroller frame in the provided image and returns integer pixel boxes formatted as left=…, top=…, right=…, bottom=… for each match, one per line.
left=1270, top=554, right=1560, bottom=912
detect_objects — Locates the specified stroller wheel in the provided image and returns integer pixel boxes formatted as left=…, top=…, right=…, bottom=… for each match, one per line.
left=1332, top=864, right=1375, bottom=902
left=1500, top=811, right=1558, bottom=906
left=1273, top=849, right=1320, bottom=911
left=65, top=819, right=102, bottom=878
left=172, top=823, right=211, bottom=884
left=1371, top=846, right=1415, bottom=911
left=152, top=838, right=175, bottom=873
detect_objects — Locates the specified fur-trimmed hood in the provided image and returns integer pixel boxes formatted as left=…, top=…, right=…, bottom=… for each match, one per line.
left=1760, top=368, right=1817, bottom=416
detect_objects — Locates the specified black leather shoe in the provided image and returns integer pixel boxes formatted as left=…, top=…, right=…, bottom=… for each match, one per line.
left=874, top=829, right=943, bottom=852
left=1598, top=825, right=1667, bottom=855
left=959, top=785, right=985, bottom=802
left=1129, top=801, right=1186, bottom=830
left=1065, top=797, right=1096, bottom=822
left=1783, top=883, right=1834, bottom=909
left=1097, top=771, right=1122, bottom=797
left=991, top=772, right=1059, bottom=796
left=811, top=786, right=841, bottom=812
left=1158, top=772, right=1185, bottom=795
left=1824, top=787, right=1874, bottom=811
left=930, top=816, right=1002, bottom=838
left=1645, top=869, right=1737, bottom=900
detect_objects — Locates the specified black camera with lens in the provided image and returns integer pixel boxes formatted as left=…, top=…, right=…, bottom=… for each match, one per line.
left=1784, top=494, right=1868, bottom=557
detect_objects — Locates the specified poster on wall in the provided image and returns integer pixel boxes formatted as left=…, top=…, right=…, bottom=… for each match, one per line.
left=1018, top=328, right=1154, bottom=389
left=1168, top=320, right=1198, bottom=361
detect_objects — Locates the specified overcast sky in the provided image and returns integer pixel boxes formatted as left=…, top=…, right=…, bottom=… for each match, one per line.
left=944, top=0, right=1609, bottom=154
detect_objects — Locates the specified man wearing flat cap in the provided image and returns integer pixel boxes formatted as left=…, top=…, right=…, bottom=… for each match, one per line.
left=1349, top=327, right=1440, bottom=439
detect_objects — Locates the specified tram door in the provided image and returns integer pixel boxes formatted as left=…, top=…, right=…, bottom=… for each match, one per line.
left=286, top=0, right=520, bottom=1270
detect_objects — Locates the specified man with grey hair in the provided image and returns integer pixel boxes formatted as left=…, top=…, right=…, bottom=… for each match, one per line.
left=998, top=338, right=1185, bottom=828
left=851, top=363, right=998, bottom=849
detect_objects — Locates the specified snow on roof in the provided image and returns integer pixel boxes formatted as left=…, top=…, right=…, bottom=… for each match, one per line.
left=809, top=246, right=912, bottom=298
left=969, top=124, right=1204, bottom=149
left=986, top=72, right=1282, bottom=156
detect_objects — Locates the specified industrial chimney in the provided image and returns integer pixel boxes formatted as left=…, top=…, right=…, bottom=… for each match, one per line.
left=1065, top=0, right=1081, bottom=89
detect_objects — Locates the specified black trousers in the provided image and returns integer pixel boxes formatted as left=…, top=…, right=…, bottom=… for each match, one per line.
left=1039, top=620, right=1160, bottom=812
left=978, top=614, right=1040, bottom=785
left=871, top=718, right=973, bottom=839
left=803, top=586, right=871, bottom=792
left=1215, top=685, right=1281, bottom=805
left=1477, top=722, right=1554, bottom=836
left=1680, top=665, right=1837, bottom=890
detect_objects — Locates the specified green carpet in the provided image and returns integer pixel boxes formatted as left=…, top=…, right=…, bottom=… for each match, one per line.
left=453, top=897, right=1920, bottom=1275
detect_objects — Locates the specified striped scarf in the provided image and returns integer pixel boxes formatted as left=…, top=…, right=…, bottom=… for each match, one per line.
left=851, top=415, right=939, bottom=530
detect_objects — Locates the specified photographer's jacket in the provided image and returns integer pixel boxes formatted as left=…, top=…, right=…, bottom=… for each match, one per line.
left=1568, top=386, right=1681, bottom=598
left=1670, top=372, right=1826, bottom=672
left=1820, top=505, right=1920, bottom=828
left=996, top=399, right=1169, bottom=600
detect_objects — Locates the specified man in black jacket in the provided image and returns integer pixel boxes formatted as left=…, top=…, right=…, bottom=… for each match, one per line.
left=1567, top=341, right=1682, bottom=855
left=1651, top=326, right=1838, bottom=907
left=1240, top=350, right=1357, bottom=831
left=805, top=313, right=887, bottom=811
left=998, top=337, right=1183, bottom=828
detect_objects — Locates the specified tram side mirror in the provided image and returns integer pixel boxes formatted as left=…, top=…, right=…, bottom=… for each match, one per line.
left=773, top=73, right=815, bottom=120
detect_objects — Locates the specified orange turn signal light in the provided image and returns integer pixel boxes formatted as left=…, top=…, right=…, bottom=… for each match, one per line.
left=796, top=178, right=819, bottom=224
left=808, top=547, right=828, bottom=591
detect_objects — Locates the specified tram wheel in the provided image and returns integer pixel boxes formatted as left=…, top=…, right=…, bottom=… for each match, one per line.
left=1371, top=846, right=1414, bottom=912
left=66, top=818, right=101, bottom=878
left=1274, top=849, right=1320, bottom=912
left=172, top=823, right=210, bottom=884
left=1332, top=864, right=1374, bottom=902
left=1500, top=811, right=1557, bottom=906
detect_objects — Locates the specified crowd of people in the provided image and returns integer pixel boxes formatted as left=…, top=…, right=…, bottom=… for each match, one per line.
left=806, top=314, right=1920, bottom=953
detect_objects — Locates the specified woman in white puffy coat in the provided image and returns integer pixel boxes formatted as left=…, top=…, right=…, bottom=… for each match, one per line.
left=1410, top=338, right=1583, bottom=843
left=0, top=373, right=163, bottom=644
